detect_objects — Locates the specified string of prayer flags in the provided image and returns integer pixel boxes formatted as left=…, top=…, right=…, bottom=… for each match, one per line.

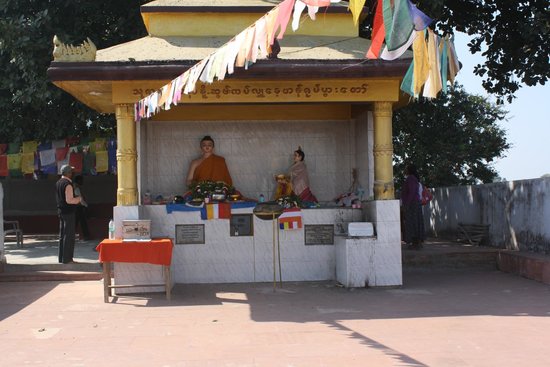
left=0, top=136, right=116, bottom=177
left=135, top=0, right=456, bottom=120
left=400, top=30, right=459, bottom=99
left=201, top=203, right=232, bottom=220
left=279, top=208, right=303, bottom=230
left=135, top=0, right=303, bottom=122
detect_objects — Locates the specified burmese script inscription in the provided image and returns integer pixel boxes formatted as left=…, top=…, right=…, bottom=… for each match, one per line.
left=125, top=79, right=399, bottom=104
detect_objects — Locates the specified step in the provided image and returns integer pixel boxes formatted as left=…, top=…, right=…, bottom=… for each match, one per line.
left=497, top=251, right=550, bottom=285
left=402, top=245, right=499, bottom=270
left=0, top=271, right=103, bottom=282
left=4, top=262, right=102, bottom=272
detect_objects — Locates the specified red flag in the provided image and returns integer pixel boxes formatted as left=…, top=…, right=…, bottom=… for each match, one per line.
left=366, top=0, right=385, bottom=59
left=69, top=152, right=83, bottom=173
left=56, top=147, right=69, bottom=161
left=0, top=155, right=8, bottom=177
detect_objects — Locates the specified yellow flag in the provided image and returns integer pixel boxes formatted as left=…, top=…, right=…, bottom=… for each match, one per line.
left=412, top=31, right=429, bottom=96
left=21, top=153, right=35, bottom=174
left=348, top=0, right=367, bottom=26
left=89, top=138, right=106, bottom=153
left=22, top=141, right=38, bottom=153
left=95, top=150, right=108, bottom=173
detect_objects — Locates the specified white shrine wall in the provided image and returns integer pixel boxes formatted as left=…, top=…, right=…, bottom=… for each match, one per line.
left=111, top=111, right=403, bottom=289
left=138, top=115, right=374, bottom=202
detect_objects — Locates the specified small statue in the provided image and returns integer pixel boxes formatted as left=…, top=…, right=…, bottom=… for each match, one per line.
left=52, top=35, right=96, bottom=62
left=274, top=174, right=293, bottom=200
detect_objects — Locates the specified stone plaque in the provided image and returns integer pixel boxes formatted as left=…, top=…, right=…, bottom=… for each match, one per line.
left=304, top=225, right=334, bottom=246
left=230, top=214, right=253, bottom=237
left=175, top=224, right=205, bottom=245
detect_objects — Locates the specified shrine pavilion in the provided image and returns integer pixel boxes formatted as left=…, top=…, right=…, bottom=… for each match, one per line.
left=48, top=0, right=411, bottom=291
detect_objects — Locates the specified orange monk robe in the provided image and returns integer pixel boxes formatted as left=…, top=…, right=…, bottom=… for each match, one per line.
left=193, top=154, right=233, bottom=186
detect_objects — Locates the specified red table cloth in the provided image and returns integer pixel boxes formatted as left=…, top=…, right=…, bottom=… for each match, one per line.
left=96, top=239, right=173, bottom=266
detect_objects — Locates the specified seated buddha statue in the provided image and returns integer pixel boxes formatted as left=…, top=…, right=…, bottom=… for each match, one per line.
left=186, top=135, right=233, bottom=187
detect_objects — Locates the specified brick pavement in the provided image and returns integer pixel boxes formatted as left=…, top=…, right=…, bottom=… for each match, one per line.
left=1, top=270, right=549, bottom=366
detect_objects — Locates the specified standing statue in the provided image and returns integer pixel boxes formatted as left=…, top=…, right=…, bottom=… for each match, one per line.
left=289, top=146, right=318, bottom=203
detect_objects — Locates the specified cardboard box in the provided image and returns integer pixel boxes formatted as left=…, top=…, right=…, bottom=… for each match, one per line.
left=122, top=220, right=151, bottom=240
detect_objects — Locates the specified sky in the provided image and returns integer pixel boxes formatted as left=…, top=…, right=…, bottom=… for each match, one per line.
left=454, top=33, right=550, bottom=181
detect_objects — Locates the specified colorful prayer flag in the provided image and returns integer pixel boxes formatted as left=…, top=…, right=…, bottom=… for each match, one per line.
left=201, top=203, right=232, bottom=220
left=95, top=150, right=108, bottom=173
left=0, top=155, right=8, bottom=177
left=22, top=141, right=38, bottom=153
left=348, top=0, right=367, bottom=26
left=278, top=207, right=303, bottom=230
left=69, top=152, right=83, bottom=173
left=20, top=153, right=35, bottom=174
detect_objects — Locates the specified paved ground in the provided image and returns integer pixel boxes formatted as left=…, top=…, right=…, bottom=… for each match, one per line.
left=3, top=237, right=100, bottom=265
left=1, top=238, right=549, bottom=366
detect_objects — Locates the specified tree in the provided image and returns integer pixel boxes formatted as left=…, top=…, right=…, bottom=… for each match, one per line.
left=393, top=85, right=510, bottom=189
left=363, top=0, right=550, bottom=104
left=0, top=0, right=148, bottom=143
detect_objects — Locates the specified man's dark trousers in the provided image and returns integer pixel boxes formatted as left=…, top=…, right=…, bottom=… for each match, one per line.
left=58, top=212, right=76, bottom=263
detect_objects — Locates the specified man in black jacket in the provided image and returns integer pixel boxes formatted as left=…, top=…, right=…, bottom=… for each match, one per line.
left=55, top=164, right=82, bottom=264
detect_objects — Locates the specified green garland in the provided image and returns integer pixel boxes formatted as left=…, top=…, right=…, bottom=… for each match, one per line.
left=276, top=194, right=301, bottom=209
left=189, top=180, right=235, bottom=200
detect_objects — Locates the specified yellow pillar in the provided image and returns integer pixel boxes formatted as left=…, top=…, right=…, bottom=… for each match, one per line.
left=373, top=101, right=395, bottom=200
left=115, top=104, right=138, bottom=205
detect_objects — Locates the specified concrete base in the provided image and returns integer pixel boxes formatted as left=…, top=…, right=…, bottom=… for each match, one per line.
left=111, top=200, right=403, bottom=290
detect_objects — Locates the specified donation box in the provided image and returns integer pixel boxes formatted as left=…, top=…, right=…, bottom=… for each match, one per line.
left=122, top=220, right=151, bottom=240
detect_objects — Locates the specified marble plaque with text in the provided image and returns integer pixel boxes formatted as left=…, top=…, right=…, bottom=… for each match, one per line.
left=304, top=224, right=334, bottom=245
left=175, top=224, right=205, bottom=245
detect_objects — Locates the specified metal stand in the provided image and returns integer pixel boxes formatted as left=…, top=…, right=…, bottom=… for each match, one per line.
left=272, top=213, right=283, bottom=291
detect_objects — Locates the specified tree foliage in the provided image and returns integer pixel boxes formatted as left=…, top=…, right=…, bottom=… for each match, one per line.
left=364, top=0, right=550, bottom=104
left=0, top=0, right=148, bottom=143
left=393, top=85, right=510, bottom=189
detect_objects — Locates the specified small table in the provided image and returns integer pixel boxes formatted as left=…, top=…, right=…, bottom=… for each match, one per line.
left=96, top=238, right=174, bottom=302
